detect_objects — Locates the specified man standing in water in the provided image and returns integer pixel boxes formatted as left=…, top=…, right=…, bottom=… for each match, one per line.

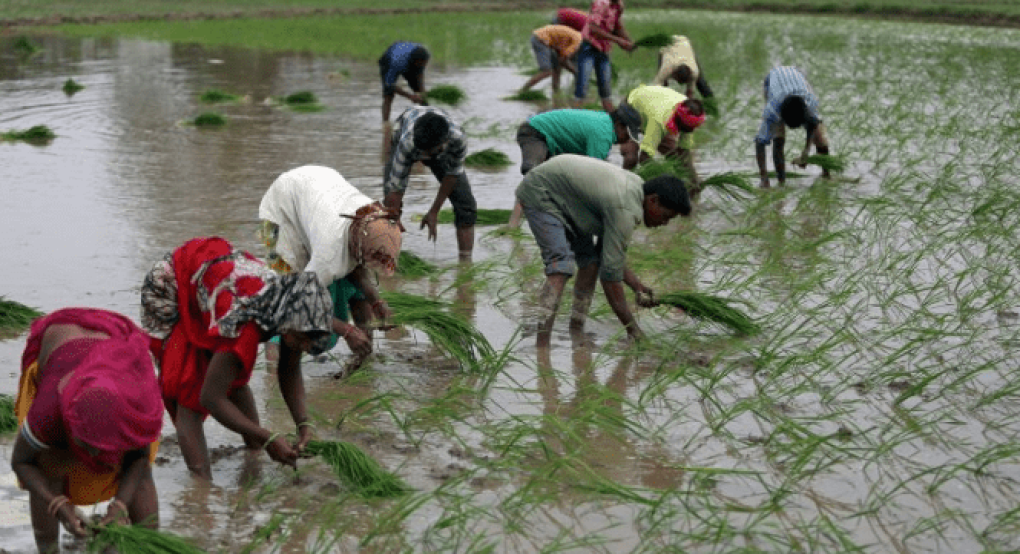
left=516, top=154, right=692, bottom=346
left=755, top=65, right=831, bottom=188
left=383, top=106, right=477, bottom=260
left=379, top=41, right=430, bottom=122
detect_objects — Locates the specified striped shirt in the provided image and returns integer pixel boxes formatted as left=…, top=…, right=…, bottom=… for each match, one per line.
left=384, top=106, right=467, bottom=195
left=755, top=66, right=821, bottom=145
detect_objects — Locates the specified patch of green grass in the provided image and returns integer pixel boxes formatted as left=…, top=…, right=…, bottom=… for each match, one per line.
left=192, top=112, right=226, bottom=126
left=425, top=84, right=465, bottom=106
left=464, top=148, right=511, bottom=168
left=504, top=89, right=548, bottom=102
left=62, top=78, right=85, bottom=95
left=199, top=88, right=241, bottom=103
left=1, top=125, right=56, bottom=144
left=436, top=208, right=511, bottom=226
left=305, top=440, right=411, bottom=498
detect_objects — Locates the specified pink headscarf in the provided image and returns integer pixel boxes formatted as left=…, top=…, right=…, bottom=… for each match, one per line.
left=666, top=102, right=706, bottom=135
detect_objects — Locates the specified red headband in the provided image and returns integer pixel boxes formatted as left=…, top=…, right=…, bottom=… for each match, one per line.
left=666, top=102, right=706, bottom=134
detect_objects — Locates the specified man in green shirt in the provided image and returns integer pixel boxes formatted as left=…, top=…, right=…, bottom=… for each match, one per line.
left=516, top=154, right=692, bottom=346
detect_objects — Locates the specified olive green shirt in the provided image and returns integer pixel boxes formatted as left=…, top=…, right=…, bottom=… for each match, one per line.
left=516, top=154, right=644, bottom=282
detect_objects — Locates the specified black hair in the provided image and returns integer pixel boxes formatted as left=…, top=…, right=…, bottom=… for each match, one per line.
left=410, top=46, right=431, bottom=65
left=683, top=98, right=705, bottom=117
left=674, top=64, right=693, bottom=83
left=412, top=112, right=450, bottom=151
left=779, top=96, right=807, bottom=128
left=643, top=175, right=692, bottom=216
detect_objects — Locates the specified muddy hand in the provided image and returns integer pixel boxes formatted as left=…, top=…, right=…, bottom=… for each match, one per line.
left=57, top=504, right=89, bottom=538
left=420, top=210, right=439, bottom=241
left=266, top=436, right=298, bottom=469
left=344, top=326, right=372, bottom=358
left=293, top=424, right=314, bottom=454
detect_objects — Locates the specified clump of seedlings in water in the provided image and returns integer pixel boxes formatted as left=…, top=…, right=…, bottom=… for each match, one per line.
left=0, top=296, right=43, bottom=334
left=504, top=89, right=548, bottom=102
left=436, top=208, right=511, bottom=226
left=381, top=291, right=495, bottom=370
left=304, top=440, right=411, bottom=498
left=700, top=172, right=756, bottom=198
left=464, top=148, right=511, bottom=168
left=87, top=522, right=204, bottom=554
left=279, top=91, right=325, bottom=112
left=802, top=154, right=846, bottom=173
left=398, top=251, right=441, bottom=278
left=199, top=88, right=241, bottom=103
left=654, top=290, right=759, bottom=335
left=192, top=112, right=226, bottom=127
left=1, top=125, right=55, bottom=144
left=13, top=36, right=39, bottom=56
left=62, top=79, right=85, bottom=96
left=0, top=394, right=16, bottom=434
left=425, top=85, right=466, bottom=106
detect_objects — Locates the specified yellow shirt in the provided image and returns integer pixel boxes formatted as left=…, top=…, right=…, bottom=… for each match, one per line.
left=654, top=35, right=699, bottom=87
left=626, top=85, right=695, bottom=157
left=533, top=25, right=583, bottom=58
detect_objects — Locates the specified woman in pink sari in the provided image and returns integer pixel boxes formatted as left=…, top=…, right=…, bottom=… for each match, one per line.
left=10, top=307, right=163, bottom=554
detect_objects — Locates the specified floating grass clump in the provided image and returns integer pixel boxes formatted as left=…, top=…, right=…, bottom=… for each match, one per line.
left=398, top=251, right=441, bottom=278
left=199, top=88, right=241, bottom=103
left=87, top=523, right=204, bottom=554
left=0, top=395, right=16, bottom=434
left=802, top=154, right=846, bottom=173
left=62, top=79, right=85, bottom=96
left=436, top=208, right=511, bottom=226
left=464, top=148, right=511, bottom=168
left=656, top=291, right=759, bottom=335
left=1, top=125, right=56, bottom=144
left=304, top=440, right=410, bottom=498
left=504, top=89, right=548, bottom=102
left=633, top=33, right=674, bottom=49
left=425, top=85, right=466, bottom=106
left=192, top=112, right=226, bottom=127
left=381, top=291, right=495, bottom=370
left=0, top=297, right=43, bottom=335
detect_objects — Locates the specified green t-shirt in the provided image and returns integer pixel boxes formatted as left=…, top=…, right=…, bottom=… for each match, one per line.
left=528, top=109, right=616, bottom=160
left=516, top=154, right=644, bottom=282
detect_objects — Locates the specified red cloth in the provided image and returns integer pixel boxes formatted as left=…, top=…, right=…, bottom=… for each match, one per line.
left=150, top=237, right=264, bottom=417
left=20, top=308, right=163, bottom=472
left=556, top=8, right=588, bottom=32
left=582, top=0, right=624, bottom=53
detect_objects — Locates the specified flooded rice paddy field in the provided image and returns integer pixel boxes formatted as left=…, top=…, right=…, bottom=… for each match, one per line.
left=2, top=8, right=1020, bottom=553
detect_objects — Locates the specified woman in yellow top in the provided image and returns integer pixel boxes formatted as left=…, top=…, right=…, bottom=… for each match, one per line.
left=519, top=24, right=583, bottom=96
left=621, top=84, right=706, bottom=191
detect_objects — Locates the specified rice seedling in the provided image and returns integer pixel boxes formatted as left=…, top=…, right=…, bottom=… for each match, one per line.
left=0, top=394, right=17, bottom=434
left=199, top=88, right=241, bottom=103
left=503, top=89, right=548, bottom=102
left=192, top=112, right=226, bottom=127
left=284, top=90, right=318, bottom=105
left=381, top=291, right=495, bottom=370
left=702, top=95, right=720, bottom=117
left=655, top=290, right=759, bottom=335
left=1, top=125, right=56, bottom=144
left=303, top=440, right=410, bottom=498
left=802, top=154, right=846, bottom=173
left=87, top=523, right=204, bottom=554
left=464, top=148, right=511, bottom=168
left=632, top=33, right=673, bottom=49
left=12, top=36, right=39, bottom=56
left=397, top=250, right=441, bottom=278
left=426, top=84, right=466, bottom=106
left=700, top=172, right=756, bottom=199
left=62, top=78, right=85, bottom=95
left=631, top=157, right=691, bottom=182
left=436, top=208, right=511, bottom=226
left=0, top=296, right=42, bottom=335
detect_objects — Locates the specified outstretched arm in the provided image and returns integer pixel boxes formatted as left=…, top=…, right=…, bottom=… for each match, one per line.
left=602, top=279, right=644, bottom=341
left=421, top=173, right=461, bottom=241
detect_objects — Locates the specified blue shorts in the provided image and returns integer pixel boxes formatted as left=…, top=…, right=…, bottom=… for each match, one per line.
left=520, top=204, right=599, bottom=276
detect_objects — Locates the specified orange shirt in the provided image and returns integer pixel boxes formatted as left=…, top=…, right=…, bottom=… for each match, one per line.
left=533, top=25, right=583, bottom=58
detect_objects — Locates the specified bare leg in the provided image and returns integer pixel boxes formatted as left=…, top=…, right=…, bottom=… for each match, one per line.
left=456, top=225, right=475, bottom=262
left=509, top=201, right=525, bottom=229
left=537, top=273, right=569, bottom=347
left=229, top=385, right=260, bottom=449
left=382, top=93, right=395, bottom=122
left=569, top=262, right=599, bottom=330
left=174, top=405, right=212, bottom=480
left=773, top=137, right=786, bottom=185
left=128, top=469, right=159, bottom=528
left=521, top=70, right=552, bottom=92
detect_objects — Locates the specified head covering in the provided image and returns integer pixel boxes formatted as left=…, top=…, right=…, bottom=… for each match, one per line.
left=346, top=203, right=402, bottom=276
left=666, top=102, right=706, bottom=134
left=614, top=102, right=643, bottom=142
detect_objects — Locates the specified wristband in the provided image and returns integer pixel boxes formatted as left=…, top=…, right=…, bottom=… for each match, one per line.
left=297, top=421, right=315, bottom=429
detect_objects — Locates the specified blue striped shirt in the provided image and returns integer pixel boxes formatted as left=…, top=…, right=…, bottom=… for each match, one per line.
left=755, top=66, right=821, bottom=145
left=384, top=106, right=467, bottom=195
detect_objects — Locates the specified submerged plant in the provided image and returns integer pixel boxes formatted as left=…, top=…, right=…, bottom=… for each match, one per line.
left=304, top=440, right=411, bottom=498
left=656, top=290, right=759, bottom=335
left=381, top=291, right=495, bottom=370
left=504, top=89, right=548, bottom=102
left=0, top=394, right=16, bottom=434
left=87, top=523, right=203, bottom=554
left=192, top=112, right=226, bottom=127
left=62, top=79, right=85, bottom=96
left=398, top=251, right=441, bottom=278
left=1, top=125, right=56, bottom=144
left=436, top=208, right=511, bottom=226
left=464, top=148, right=511, bottom=168
left=199, top=88, right=241, bottom=103
left=426, top=85, right=466, bottom=106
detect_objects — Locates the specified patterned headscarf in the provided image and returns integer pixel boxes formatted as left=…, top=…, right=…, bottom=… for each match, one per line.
left=346, top=202, right=402, bottom=276
left=666, top=101, right=706, bottom=134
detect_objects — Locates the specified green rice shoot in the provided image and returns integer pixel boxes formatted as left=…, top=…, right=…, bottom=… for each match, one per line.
left=436, top=208, right=511, bottom=226
left=284, top=91, right=318, bottom=105
left=699, top=172, right=755, bottom=198
left=62, top=79, right=85, bottom=96
left=504, top=89, right=548, bottom=102
left=632, top=158, right=691, bottom=182
left=398, top=251, right=441, bottom=278
left=464, top=148, right=511, bottom=168
left=633, top=33, right=674, bottom=49
left=381, top=291, right=495, bottom=370
left=1, top=125, right=56, bottom=144
left=0, top=297, right=43, bottom=336
left=802, top=154, right=846, bottom=173
left=192, top=112, right=226, bottom=127
left=0, top=395, right=16, bottom=434
left=655, top=290, right=759, bottom=335
left=87, top=523, right=204, bottom=554
left=13, top=36, right=39, bottom=56
left=304, top=440, right=411, bottom=498
left=425, top=84, right=466, bottom=106
left=702, top=96, right=720, bottom=117
left=199, top=88, right=241, bottom=103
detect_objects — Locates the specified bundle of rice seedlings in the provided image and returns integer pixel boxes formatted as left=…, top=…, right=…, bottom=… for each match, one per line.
left=655, top=291, right=759, bottom=335
left=699, top=172, right=755, bottom=198
left=464, top=148, right=511, bottom=168
left=0, top=296, right=43, bottom=334
left=192, top=112, right=226, bottom=127
left=802, top=154, right=846, bottom=173
left=284, top=91, right=318, bottom=105
left=199, top=88, right=241, bottom=103
left=13, top=36, right=39, bottom=56
left=62, top=79, right=85, bottom=96
left=702, top=96, right=720, bottom=117
left=87, top=523, right=204, bottom=554
left=632, top=158, right=690, bottom=182
left=304, top=440, right=410, bottom=498
left=398, top=251, right=440, bottom=278
left=0, top=394, right=17, bottom=434
left=381, top=291, right=495, bottom=370
left=1, top=125, right=56, bottom=144
left=504, top=89, right=548, bottom=102
left=425, top=85, right=466, bottom=106
left=632, top=33, right=674, bottom=49
left=436, top=208, right=511, bottom=226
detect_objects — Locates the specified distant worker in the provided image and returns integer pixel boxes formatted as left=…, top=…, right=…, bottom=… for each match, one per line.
left=519, top=25, right=583, bottom=96
left=754, top=65, right=831, bottom=188
left=575, top=0, right=634, bottom=112
left=653, top=35, right=714, bottom=101
left=379, top=41, right=430, bottom=122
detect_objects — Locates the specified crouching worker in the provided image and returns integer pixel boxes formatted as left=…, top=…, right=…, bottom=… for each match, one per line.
left=515, top=154, right=692, bottom=347
left=11, top=308, right=163, bottom=553
left=140, top=236, right=336, bottom=480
